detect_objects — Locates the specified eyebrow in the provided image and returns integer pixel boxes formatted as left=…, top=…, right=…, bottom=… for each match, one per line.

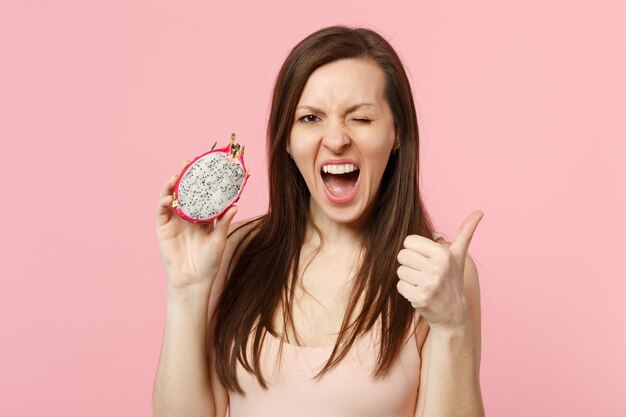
left=295, top=102, right=377, bottom=115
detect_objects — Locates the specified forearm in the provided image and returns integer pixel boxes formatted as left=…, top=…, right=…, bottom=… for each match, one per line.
left=153, top=285, right=215, bottom=417
left=422, top=324, right=485, bottom=417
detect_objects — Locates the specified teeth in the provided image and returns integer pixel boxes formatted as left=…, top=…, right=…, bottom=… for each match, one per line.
left=322, top=163, right=358, bottom=174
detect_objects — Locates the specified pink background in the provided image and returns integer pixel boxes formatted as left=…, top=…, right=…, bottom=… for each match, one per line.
left=1, top=0, right=624, bottom=416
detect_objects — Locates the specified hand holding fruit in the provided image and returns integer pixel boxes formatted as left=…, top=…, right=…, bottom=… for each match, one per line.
left=156, top=159, right=238, bottom=291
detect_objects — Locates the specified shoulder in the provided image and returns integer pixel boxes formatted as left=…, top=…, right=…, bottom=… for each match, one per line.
left=228, top=215, right=264, bottom=238
left=222, top=216, right=264, bottom=276
left=206, top=218, right=262, bottom=417
left=207, top=216, right=264, bottom=321
left=226, top=216, right=263, bottom=248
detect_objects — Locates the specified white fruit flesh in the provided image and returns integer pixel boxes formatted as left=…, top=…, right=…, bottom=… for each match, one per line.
left=177, top=152, right=245, bottom=220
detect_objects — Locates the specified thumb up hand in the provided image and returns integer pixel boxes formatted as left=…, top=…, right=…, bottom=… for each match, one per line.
left=396, top=210, right=484, bottom=332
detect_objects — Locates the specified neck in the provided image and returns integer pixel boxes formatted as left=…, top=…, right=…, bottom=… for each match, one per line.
left=306, top=201, right=364, bottom=251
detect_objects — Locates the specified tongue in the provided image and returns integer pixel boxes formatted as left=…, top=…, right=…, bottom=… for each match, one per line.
left=322, top=171, right=359, bottom=198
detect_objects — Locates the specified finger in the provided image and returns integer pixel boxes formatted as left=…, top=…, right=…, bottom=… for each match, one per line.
left=450, top=210, right=484, bottom=258
left=214, top=205, right=238, bottom=236
left=179, top=159, right=191, bottom=176
left=160, top=173, right=178, bottom=198
left=396, top=280, right=425, bottom=308
left=157, top=160, right=190, bottom=222
left=157, top=192, right=175, bottom=226
left=403, top=234, right=444, bottom=258
left=432, top=231, right=449, bottom=244
left=397, top=248, right=434, bottom=272
left=396, top=265, right=429, bottom=286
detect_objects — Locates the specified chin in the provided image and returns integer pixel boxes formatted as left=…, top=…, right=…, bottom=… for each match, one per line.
left=324, top=209, right=363, bottom=225
left=312, top=193, right=371, bottom=226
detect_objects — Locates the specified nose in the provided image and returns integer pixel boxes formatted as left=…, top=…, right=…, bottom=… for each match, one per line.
left=321, top=123, right=350, bottom=153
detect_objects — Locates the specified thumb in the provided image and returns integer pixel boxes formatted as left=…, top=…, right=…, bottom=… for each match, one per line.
left=432, top=231, right=445, bottom=243
left=214, top=205, right=238, bottom=236
left=449, top=210, right=484, bottom=259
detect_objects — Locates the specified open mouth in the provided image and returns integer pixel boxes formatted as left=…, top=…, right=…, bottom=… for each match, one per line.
left=320, top=163, right=360, bottom=200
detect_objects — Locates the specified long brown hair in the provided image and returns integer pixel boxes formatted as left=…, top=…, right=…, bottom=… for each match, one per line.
left=213, top=25, right=436, bottom=395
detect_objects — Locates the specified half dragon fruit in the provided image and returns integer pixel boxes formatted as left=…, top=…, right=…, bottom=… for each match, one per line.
left=171, top=133, right=249, bottom=223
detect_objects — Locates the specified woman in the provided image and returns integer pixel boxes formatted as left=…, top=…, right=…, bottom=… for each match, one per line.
left=154, top=25, right=485, bottom=417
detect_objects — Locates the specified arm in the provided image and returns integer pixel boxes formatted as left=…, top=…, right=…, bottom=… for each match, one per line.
left=153, top=284, right=215, bottom=417
left=414, top=254, right=485, bottom=417
left=153, top=220, right=255, bottom=417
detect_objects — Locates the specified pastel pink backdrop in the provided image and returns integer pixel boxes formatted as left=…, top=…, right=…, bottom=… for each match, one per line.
left=1, top=0, right=624, bottom=416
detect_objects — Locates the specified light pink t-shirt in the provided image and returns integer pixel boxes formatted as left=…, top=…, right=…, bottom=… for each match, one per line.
left=227, top=316, right=421, bottom=417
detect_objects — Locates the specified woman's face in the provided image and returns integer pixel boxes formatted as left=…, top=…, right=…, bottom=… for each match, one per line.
left=288, top=57, right=397, bottom=226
